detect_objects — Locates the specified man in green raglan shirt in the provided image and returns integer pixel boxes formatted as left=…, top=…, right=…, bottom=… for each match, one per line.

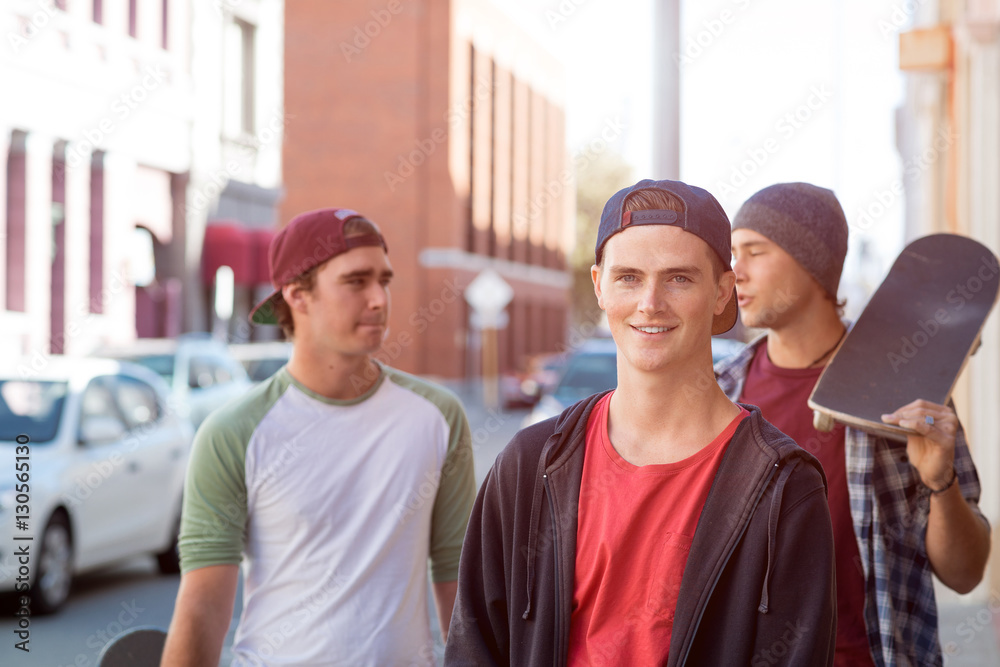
left=161, top=208, right=476, bottom=666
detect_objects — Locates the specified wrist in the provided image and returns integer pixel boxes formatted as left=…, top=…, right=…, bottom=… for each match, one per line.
left=922, top=466, right=957, bottom=495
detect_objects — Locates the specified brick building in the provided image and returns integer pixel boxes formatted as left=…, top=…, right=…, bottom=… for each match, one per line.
left=283, top=0, right=573, bottom=379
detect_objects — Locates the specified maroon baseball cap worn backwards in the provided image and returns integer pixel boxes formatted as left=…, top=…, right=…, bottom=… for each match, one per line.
left=595, top=179, right=738, bottom=335
left=249, top=207, right=388, bottom=325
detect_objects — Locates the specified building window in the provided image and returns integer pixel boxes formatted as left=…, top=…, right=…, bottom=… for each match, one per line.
left=162, top=0, right=169, bottom=49
left=128, top=0, right=137, bottom=37
left=89, top=151, right=105, bottom=314
left=93, top=0, right=103, bottom=24
left=5, top=131, right=27, bottom=313
left=223, top=19, right=255, bottom=137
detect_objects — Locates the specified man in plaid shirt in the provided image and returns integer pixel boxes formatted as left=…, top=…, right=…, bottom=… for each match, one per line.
left=716, top=182, right=991, bottom=667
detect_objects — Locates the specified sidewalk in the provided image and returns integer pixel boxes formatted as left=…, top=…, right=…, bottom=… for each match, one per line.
left=937, top=582, right=1000, bottom=666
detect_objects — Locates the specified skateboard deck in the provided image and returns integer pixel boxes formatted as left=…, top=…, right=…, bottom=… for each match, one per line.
left=808, top=233, right=999, bottom=442
left=96, top=626, right=167, bottom=667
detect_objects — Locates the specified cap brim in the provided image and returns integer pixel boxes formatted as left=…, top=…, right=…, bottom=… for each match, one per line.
left=249, top=289, right=282, bottom=325
left=712, top=287, right=739, bottom=335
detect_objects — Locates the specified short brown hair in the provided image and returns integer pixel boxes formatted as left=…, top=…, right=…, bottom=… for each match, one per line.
left=273, top=217, right=384, bottom=339
left=601, top=189, right=726, bottom=279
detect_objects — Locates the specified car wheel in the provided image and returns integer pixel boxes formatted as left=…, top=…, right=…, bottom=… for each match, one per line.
left=155, top=515, right=181, bottom=575
left=31, top=513, right=73, bottom=615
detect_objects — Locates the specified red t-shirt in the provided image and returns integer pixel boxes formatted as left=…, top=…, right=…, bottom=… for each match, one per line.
left=567, top=392, right=748, bottom=666
left=740, top=343, right=874, bottom=667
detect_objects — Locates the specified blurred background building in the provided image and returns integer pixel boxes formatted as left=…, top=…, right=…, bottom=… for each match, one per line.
left=897, top=0, right=1000, bottom=596
left=0, top=0, right=284, bottom=358
left=283, top=0, right=573, bottom=379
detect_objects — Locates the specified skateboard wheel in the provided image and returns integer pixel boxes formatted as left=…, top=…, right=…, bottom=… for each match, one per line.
left=813, top=411, right=834, bottom=433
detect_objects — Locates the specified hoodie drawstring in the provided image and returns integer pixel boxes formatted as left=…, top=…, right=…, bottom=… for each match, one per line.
left=758, top=459, right=797, bottom=614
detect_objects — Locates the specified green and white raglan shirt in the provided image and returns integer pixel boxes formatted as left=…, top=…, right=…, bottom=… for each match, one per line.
left=178, top=364, right=476, bottom=667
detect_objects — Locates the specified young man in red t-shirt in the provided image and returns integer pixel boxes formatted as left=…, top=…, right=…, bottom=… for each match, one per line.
left=718, top=182, right=991, bottom=666
left=447, top=179, right=837, bottom=666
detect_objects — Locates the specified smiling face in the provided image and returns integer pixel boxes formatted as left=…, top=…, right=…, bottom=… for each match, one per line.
left=283, top=245, right=394, bottom=360
left=592, top=225, right=736, bottom=375
left=731, top=228, right=827, bottom=330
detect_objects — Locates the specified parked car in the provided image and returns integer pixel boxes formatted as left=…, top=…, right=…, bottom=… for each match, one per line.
left=92, top=335, right=251, bottom=429
left=522, top=337, right=748, bottom=426
left=0, top=356, right=194, bottom=613
left=229, top=341, right=293, bottom=384
left=500, top=351, right=567, bottom=409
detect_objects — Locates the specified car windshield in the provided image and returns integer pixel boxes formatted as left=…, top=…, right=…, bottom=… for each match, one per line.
left=124, top=354, right=176, bottom=381
left=553, top=353, right=617, bottom=404
left=0, top=380, right=69, bottom=443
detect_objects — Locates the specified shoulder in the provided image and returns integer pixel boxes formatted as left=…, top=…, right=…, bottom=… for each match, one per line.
left=192, top=371, right=291, bottom=457
left=381, top=365, right=466, bottom=420
left=733, top=407, right=828, bottom=489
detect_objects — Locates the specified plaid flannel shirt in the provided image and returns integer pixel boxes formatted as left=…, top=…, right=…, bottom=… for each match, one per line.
left=715, top=334, right=988, bottom=667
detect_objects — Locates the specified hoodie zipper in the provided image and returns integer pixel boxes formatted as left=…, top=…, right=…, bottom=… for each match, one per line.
left=542, top=472, right=566, bottom=665
left=675, top=461, right=780, bottom=666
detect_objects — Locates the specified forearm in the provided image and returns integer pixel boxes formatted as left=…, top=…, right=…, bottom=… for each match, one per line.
left=925, top=483, right=991, bottom=593
left=432, top=580, right=458, bottom=642
left=161, top=564, right=238, bottom=667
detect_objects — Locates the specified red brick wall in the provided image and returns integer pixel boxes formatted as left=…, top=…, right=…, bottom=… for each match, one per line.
left=283, top=0, right=571, bottom=378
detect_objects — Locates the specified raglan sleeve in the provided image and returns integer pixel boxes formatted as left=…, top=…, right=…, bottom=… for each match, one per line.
left=428, top=394, right=477, bottom=583
left=177, top=414, right=249, bottom=573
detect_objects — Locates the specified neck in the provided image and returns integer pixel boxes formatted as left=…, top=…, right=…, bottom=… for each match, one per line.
left=609, top=358, right=741, bottom=465
left=765, top=303, right=845, bottom=369
left=285, top=345, right=380, bottom=400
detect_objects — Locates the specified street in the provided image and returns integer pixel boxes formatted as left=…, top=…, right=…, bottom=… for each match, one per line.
left=0, top=385, right=998, bottom=665
left=0, top=381, right=527, bottom=666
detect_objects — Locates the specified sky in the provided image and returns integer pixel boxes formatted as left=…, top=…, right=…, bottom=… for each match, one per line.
left=498, top=0, right=911, bottom=316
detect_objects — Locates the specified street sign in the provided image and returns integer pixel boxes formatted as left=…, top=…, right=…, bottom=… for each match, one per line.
left=464, top=268, right=514, bottom=318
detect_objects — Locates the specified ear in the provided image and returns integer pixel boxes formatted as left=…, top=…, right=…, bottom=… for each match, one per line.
left=591, top=264, right=606, bottom=311
left=715, top=270, right=737, bottom=316
left=282, top=282, right=311, bottom=317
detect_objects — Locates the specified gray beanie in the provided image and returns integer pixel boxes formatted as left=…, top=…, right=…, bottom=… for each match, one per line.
left=732, top=182, right=848, bottom=299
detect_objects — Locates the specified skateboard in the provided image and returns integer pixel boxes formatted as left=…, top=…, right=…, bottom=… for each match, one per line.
left=808, top=233, right=999, bottom=442
left=95, top=626, right=167, bottom=667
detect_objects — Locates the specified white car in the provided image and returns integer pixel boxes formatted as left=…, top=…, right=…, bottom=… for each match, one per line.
left=93, top=335, right=251, bottom=429
left=0, top=357, right=194, bottom=613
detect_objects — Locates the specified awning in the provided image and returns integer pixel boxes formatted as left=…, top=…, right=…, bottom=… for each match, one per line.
left=202, top=222, right=253, bottom=285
